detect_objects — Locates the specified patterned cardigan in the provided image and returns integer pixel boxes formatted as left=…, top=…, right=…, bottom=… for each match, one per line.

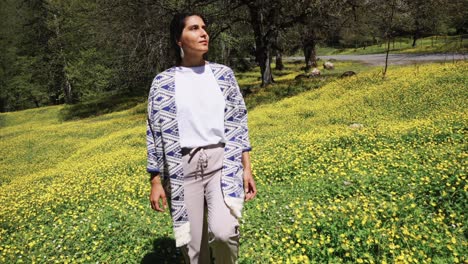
left=146, top=61, right=251, bottom=247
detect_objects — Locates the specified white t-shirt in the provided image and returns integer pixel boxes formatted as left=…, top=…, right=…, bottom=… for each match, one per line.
left=174, top=64, right=226, bottom=148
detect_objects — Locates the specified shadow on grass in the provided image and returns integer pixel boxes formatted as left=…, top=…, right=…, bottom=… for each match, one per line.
left=244, top=77, right=329, bottom=110
left=141, top=237, right=185, bottom=264
left=58, top=93, right=145, bottom=121
left=0, top=114, right=5, bottom=128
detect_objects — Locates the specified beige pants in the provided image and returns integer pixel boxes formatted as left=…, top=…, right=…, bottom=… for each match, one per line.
left=180, top=143, right=240, bottom=264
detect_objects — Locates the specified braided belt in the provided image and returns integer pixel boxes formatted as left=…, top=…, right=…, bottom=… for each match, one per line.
left=181, top=142, right=225, bottom=179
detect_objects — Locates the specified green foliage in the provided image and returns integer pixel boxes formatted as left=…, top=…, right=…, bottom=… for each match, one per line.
left=66, top=48, right=115, bottom=100
left=0, top=0, right=56, bottom=111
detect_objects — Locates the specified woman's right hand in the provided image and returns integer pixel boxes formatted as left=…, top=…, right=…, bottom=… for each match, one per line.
left=149, top=175, right=167, bottom=212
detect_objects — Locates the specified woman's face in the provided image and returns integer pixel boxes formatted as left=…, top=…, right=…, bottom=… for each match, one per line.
left=177, top=15, right=209, bottom=57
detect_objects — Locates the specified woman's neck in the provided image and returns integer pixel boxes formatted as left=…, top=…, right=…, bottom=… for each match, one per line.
left=180, top=56, right=206, bottom=67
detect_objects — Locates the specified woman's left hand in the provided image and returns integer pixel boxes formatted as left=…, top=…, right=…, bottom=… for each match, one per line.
left=243, top=169, right=257, bottom=201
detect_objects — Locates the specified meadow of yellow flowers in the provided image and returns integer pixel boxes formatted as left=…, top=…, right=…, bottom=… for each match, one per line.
left=0, top=61, right=466, bottom=263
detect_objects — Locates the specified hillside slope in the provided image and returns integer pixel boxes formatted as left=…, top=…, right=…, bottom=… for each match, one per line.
left=0, top=61, right=466, bottom=263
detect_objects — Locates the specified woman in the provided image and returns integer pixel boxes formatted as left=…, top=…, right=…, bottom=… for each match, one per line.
left=146, top=12, right=257, bottom=264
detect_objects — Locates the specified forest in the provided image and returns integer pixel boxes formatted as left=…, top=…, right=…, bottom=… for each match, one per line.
left=0, top=0, right=466, bottom=112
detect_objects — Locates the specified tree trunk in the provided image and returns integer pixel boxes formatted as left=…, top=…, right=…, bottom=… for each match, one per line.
left=52, top=13, right=74, bottom=103
left=247, top=4, right=275, bottom=87
left=63, top=75, right=73, bottom=103
left=260, top=52, right=274, bottom=87
left=256, top=44, right=274, bottom=86
left=221, top=38, right=230, bottom=66
left=383, top=0, right=396, bottom=77
left=412, top=35, right=418, bottom=47
left=303, top=38, right=317, bottom=71
left=0, top=98, right=6, bottom=112
left=384, top=37, right=391, bottom=76
left=275, top=50, right=284, bottom=70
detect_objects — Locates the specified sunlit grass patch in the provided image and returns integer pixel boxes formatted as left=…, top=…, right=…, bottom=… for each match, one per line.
left=242, top=61, right=467, bottom=262
left=318, top=35, right=468, bottom=55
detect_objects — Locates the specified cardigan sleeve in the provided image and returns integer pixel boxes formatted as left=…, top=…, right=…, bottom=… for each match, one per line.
left=229, top=68, right=252, bottom=152
left=146, top=76, right=165, bottom=179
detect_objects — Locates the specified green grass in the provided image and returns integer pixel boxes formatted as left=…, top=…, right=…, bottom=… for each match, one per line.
left=239, top=61, right=374, bottom=110
left=317, top=35, right=468, bottom=55
left=0, top=61, right=466, bottom=263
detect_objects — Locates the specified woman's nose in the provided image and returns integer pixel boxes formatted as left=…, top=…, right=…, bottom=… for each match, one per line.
left=201, top=29, right=208, bottom=38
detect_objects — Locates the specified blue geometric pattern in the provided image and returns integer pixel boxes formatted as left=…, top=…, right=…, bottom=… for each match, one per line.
left=146, top=62, right=251, bottom=247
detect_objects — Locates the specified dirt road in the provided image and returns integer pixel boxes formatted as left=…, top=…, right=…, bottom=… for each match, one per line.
left=286, top=53, right=466, bottom=66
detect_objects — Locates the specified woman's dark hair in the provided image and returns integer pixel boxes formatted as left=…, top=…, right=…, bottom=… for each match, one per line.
left=170, top=12, right=208, bottom=65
